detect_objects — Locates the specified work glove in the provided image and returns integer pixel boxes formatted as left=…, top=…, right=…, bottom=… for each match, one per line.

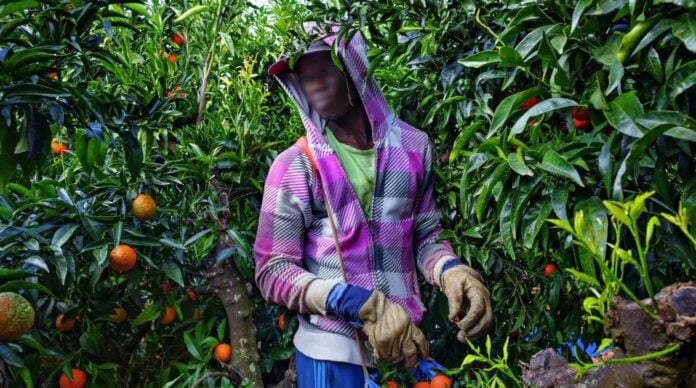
left=358, top=290, right=429, bottom=369
left=438, top=259, right=492, bottom=342
left=305, top=280, right=428, bottom=369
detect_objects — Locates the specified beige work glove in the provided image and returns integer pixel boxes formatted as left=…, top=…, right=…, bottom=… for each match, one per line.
left=358, top=290, right=429, bottom=369
left=441, top=265, right=492, bottom=342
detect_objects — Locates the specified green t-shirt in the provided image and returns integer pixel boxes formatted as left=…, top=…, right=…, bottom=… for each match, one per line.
left=325, top=129, right=375, bottom=217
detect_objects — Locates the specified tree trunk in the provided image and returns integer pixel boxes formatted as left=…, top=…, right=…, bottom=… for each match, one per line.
left=205, top=182, right=263, bottom=387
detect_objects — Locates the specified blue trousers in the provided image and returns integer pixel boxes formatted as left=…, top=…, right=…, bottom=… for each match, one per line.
left=295, top=350, right=366, bottom=388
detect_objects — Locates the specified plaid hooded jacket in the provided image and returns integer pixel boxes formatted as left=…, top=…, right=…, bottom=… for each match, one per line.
left=254, top=31, right=456, bottom=338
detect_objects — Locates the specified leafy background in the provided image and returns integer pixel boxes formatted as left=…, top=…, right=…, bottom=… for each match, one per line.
left=0, top=0, right=694, bottom=386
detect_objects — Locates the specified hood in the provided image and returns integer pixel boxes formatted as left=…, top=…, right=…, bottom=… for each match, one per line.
left=269, top=31, right=393, bottom=147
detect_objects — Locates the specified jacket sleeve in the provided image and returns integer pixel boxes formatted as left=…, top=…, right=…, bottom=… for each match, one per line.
left=413, top=139, right=458, bottom=288
left=254, top=146, right=323, bottom=314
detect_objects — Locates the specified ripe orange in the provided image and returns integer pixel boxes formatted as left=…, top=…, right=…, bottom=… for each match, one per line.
left=186, top=290, right=197, bottom=302
left=278, top=313, right=285, bottom=331
left=132, top=193, right=157, bottom=221
left=168, top=53, right=178, bottom=63
left=51, top=139, right=69, bottom=156
left=543, top=263, right=557, bottom=277
left=160, top=305, right=176, bottom=325
left=0, top=292, right=35, bottom=341
left=192, top=307, right=201, bottom=321
left=214, top=343, right=232, bottom=363
left=49, top=72, right=58, bottom=79
left=110, top=307, right=127, bottom=323
left=430, top=375, right=452, bottom=388
left=413, top=382, right=430, bottom=388
left=58, top=368, right=87, bottom=388
left=55, top=314, right=79, bottom=331
left=109, top=245, right=137, bottom=272
left=386, top=381, right=399, bottom=388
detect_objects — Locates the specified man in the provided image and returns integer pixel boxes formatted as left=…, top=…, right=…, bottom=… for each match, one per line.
left=254, top=31, right=492, bottom=387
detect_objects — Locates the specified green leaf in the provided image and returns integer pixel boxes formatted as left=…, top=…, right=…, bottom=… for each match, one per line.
left=131, top=303, right=159, bottom=327
left=507, top=152, right=533, bottom=176
left=0, top=0, right=38, bottom=19
left=646, top=48, right=663, bottom=83
left=489, top=87, right=543, bottom=136
left=184, top=332, right=202, bottom=360
left=571, top=0, right=593, bottom=33
left=589, top=76, right=609, bottom=110
left=604, top=201, right=631, bottom=226
left=185, top=229, right=211, bottom=246
left=161, top=262, right=184, bottom=286
left=551, top=184, right=569, bottom=220
left=160, top=238, right=186, bottom=250
left=0, top=280, right=55, bottom=296
left=119, top=130, right=143, bottom=177
left=449, top=120, right=483, bottom=162
left=515, top=25, right=558, bottom=59
left=522, top=197, right=552, bottom=249
left=498, top=46, right=525, bottom=67
left=475, top=163, right=509, bottom=222
left=604, top=92, right=644, bottom=138
left=565, top=268, right=601, bottom=287
left=665, top=60, right=696, bottom=103
left=113, top=221, right=122, bottom=247
left=458, top=51, right=500, bottom=68
left=538, top=150, right=584, bottom=187
left=24, top=256, right=48, bottom=272
left=0, top=344, right=23, bottom=367
left=174, top=5, right=209, bottom=22
left=672, top=13, right=696, bottom=53
left=637, top=111, right=696, bottom=142
left=51, top=224, right=78, bottom=247
left=0, top=268, right=29, bottom=281
left=509, top=98, right=577, bottom=138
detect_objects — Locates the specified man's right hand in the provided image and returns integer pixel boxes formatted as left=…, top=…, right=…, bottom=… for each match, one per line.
left=358, top=290, right=429, bottom=369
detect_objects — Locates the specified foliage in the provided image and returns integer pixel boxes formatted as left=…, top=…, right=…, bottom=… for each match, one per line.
left=0, top=0, right=694, bottom=386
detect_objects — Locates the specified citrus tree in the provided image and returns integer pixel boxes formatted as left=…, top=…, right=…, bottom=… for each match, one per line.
left=1, top=0, right=694, bottom=387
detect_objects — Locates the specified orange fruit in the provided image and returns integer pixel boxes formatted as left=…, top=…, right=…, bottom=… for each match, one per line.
left=55, top=314, right=79, bottom=332
left=430, top=375, right=452, bottom=388
left=58, top=368, right=87, bottom=388
left=109, top=245, right=137, bottom=272
left=278, top=313, right=285, bottom=331
left=186, top=290, right=197, bottom=302
left=214, top=343, right=232, bottom=363
left=386, top=381, right=399, bottom=388
left=51, top=139, right=69, bottom=156
left=132, top=193, right=157, bottom=221
left=413, top=382, right=430, bottom=388
left=192, top=307, right=201, bottom=321
left=543, top=263, right=557, bottom=277
left=49, top=72, right=58, bottom=79
left=160, top=305, right=176, bottom=325
left=168, top=53, right=178, bottom=63
left=109, top=307, right=127, bottom=323
left=0, top=292, right=35, bottom=341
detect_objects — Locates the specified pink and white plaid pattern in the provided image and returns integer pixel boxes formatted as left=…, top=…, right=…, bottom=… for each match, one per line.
left=255, top=31, right=456, bottom=337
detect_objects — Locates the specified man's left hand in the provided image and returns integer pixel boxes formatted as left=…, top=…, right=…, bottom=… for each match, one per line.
left=441, top=265, right=492, bottom=342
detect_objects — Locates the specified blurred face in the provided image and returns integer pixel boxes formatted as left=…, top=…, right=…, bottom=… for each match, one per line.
left=295, top=52, right=356, bottom=120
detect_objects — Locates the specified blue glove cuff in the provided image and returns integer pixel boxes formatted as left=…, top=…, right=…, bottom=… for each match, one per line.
left=439, top=258, right=465, bottom=288
left=326, top=283, right=373, bottom=328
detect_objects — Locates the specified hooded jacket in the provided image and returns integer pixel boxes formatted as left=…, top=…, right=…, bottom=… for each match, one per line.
left=254, top=31, right=456, bottom=339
